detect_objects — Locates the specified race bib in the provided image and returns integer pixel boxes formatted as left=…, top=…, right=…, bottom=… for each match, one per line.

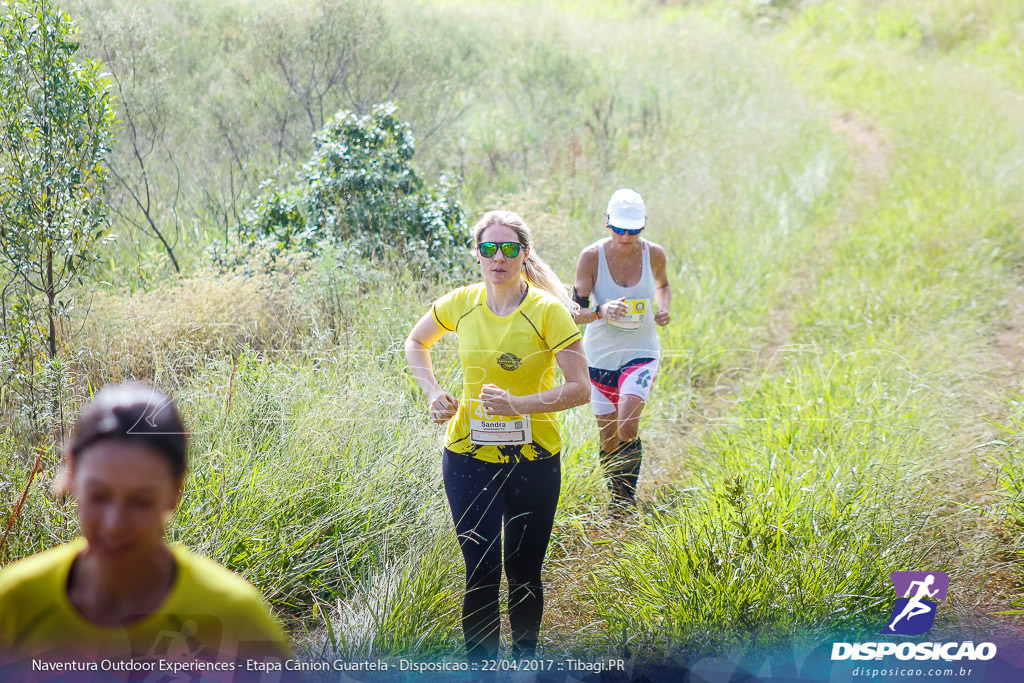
left=605, top=298, right=650, bottom=330
left=469, top=398, right=532, bottom=445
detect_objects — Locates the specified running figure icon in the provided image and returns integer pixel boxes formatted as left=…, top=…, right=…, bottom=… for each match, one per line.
left=883, top=571, right=949, bottom=636
left=887, top=575, right=938, bottom=631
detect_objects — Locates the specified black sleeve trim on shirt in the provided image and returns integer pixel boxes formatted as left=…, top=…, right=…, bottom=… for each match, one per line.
left=454, top=305, right=481, bottom=332
left=432, top=306, right=453, bottom=331
left=518, top=311, right=544, bottom=341
left=551, top=331, right=582, bottom=352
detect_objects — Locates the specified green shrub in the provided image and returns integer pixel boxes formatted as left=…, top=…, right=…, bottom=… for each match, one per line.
left=241, top=104, right=469, bottom=277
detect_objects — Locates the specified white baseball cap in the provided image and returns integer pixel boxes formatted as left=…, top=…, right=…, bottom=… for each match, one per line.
left=606, top=188, right=646, bottom=230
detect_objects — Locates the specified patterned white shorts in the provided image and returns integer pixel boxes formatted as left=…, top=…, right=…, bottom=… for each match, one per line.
left=588, top=357, right=660, bottom=415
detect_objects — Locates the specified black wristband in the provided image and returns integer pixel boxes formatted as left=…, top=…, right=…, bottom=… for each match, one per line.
left=572, top=286, right=590, bottom=309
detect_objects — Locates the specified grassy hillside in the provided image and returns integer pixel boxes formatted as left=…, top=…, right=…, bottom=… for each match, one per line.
left=2, top=0, right=1023, bottom=666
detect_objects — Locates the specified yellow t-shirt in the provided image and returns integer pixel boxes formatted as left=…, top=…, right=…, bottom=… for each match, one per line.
left=432, top=283, right=582, bottom=463
left=0, top=538, right=291, bottom=663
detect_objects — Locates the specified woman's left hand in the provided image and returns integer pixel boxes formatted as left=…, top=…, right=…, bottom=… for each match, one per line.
left=480, top=383, right=519, bottom=417
left=655, top=309, right=671, bottom=326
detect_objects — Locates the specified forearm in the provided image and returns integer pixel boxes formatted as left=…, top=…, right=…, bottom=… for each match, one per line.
left=655, top=284, right=670, bottom=313
left=572, top=302, right=602, bottom=325
left=571, top=282, right=597, bottom=324
left=509, top=380, right=590, bottom=415
left=404, top=338, right=444, bottom=398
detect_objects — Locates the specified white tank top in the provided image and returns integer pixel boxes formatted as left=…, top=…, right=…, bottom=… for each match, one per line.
left=582, top=238, right=661, bottom=370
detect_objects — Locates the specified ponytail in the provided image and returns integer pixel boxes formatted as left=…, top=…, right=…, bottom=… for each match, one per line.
left=522, top=250, right=579, bottom=314
left=472, top=210, right=580, bottom=315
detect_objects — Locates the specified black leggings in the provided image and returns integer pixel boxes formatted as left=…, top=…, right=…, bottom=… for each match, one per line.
left=442, top=450, right=561, bottom=660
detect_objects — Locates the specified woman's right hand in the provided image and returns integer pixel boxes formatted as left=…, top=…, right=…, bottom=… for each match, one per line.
left=602, top=297, right=628, bottom=320
left=428, top=390, right=459, bottom=424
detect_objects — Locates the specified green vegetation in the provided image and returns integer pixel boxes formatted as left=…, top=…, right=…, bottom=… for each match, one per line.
left=239, top=104, right=468, bottom=276
left=2, top=0, right=1023, bottom=667
left=0, top=0, right=115, bottom=447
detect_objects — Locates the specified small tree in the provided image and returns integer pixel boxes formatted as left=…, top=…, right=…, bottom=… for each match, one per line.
left=242, top=104, right=468, bottom=276
left=0, top=0, right=115, bottom=440
left=92, top=6, right=181, bottom=273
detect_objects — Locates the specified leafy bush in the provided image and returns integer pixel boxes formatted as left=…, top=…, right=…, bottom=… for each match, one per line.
left=241, top=103, right=469, bottom=276
left=0, top=0, right=115, bottom=442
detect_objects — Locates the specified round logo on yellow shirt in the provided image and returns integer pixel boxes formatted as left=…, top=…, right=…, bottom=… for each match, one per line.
left=497, top=352, right=522, bottom=370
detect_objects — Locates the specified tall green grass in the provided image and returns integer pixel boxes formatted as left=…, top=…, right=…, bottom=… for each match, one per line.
left=4, top=0, right=1024, bottom=664
left=172, top=348, right=462, bottom=643
left=579, top=348, right=941, bottom=657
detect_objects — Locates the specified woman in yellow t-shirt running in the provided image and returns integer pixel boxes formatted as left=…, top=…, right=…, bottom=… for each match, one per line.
left=405, top=210, right=589, bottom=660
left=0, top=383, right=291, bottom=669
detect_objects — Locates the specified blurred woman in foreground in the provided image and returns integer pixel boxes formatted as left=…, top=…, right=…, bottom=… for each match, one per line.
left=0, top=383, right=291, bottom=667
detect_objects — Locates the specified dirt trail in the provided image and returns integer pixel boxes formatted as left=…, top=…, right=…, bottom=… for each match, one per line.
left=539, top=111, right=896, bottom=651
left=543, top=104, right=1024, bottom=652
left=761, top=112, right=890, bottom=364
left=643, top=110, right=891, bottom=492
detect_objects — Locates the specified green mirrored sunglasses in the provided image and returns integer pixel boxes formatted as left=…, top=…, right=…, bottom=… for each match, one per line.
left=477, top=241, right=523, bottom=258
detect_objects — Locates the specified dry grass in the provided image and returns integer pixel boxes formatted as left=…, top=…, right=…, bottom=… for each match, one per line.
left=68, top=266, right=310, bottom=388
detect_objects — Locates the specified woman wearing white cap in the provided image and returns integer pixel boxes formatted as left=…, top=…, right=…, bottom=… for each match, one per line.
left=572, top=188, right=671, bottom=511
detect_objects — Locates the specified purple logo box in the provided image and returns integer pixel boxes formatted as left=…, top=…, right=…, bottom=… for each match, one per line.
left=882, top=571, right=949, bottom=636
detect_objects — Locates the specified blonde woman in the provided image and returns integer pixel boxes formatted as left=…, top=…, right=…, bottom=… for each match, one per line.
left=405, top=210, right=588, bottom=660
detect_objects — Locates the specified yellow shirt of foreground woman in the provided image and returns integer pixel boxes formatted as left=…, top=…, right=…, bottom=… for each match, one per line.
left=0, top=383, right=291, bottom=666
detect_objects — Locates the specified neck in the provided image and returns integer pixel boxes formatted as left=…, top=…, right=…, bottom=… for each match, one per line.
left=484, top=278, right=527, bottom=315
left=70, top=544, right=176, bottom=624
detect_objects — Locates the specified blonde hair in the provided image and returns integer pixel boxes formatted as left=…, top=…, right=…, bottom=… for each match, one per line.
left=472, top=210, right=579, bottom=314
